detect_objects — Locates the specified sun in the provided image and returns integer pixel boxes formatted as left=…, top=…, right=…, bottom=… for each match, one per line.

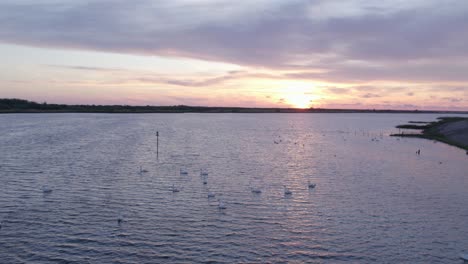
left=275, top=81, right=318, bottom=109
left=268, top=81, right=320, bottom=109
left=284, top=93, right=314, bottom=109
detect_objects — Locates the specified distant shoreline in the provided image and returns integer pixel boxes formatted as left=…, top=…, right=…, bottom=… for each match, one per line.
left=1, top=98, right=467, bottom=114
left=391, top=117, right=468, bottom=151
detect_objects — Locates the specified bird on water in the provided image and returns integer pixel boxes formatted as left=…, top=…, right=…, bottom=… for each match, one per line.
left=251, top=187, right=262, bottom=194
left=171, top=184, right=180, bottom=193
left=308, top=181, right=316, bottom=189
left=139, top=166, right=148, bottom=173
left=218, top=199, right=227, bottom=210
left=42, top=186, right=53, bottom=194
left=460, top=253, right=468, bottom=262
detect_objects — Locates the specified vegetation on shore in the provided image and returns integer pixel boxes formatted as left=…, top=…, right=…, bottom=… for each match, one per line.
left=391, top=117, right=468, bottom=150
left=1, top=98, right=467, bottom=114
left=408, top=121, right=431, bottom=124
left=396, top=124, right=428, bottom=129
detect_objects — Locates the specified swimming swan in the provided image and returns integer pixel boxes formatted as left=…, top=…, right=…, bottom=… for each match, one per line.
left=42, top=186, right=53, bottom=194
left=251, top=187, right=262, bottom=194
left=218, top=200, right=227, bottom=210
left=139, top=166, right=148, bottom=173
left=171, top=184, right=180, bottom=193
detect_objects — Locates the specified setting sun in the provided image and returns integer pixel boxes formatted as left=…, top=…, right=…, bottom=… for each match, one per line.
left=284, top=93, right=313, bottom=109
left=276, top=83, right=318, bottom=109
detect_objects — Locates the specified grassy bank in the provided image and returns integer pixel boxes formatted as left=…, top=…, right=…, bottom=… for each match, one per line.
left=391, top=117, right=468, bottom=151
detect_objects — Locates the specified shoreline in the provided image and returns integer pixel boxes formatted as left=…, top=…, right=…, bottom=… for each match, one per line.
left=1, top=99, right=467, bottom=114
left=2, top=110, right=468, bottom=114
left=391, top=117, right=468, bottom=151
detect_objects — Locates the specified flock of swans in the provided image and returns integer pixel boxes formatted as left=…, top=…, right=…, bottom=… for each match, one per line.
left=0, top=168, right=318, bottom=232
left=149, top=167, right=318, bottom=212
left=34, top=165, right=317, bottom=224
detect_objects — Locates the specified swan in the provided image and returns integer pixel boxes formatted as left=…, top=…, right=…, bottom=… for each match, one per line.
left=201, top=174, right=208, bottom=184
left=308, top=181, right=316, bottom=189
left=218, top=200, right=227, bottom=210
left=42, top=186, right=53, bottom=194
left=199, top=169, right=208, bottom=184
left=139, top=166, right=148, bottom=173
left=251, top=187, right=262, bottom=194
left=171, top=184, right=180, bottom=193
left=207, top=191, right=215, bottom=198
left=180, top=168, right=188, bottom=175
left=460, top=253, right=468, bottom=262
left=284, top=186, right=292, bottom=195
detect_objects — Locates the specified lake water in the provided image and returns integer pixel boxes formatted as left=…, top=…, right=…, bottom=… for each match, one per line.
left=0, top=113, right=467, bottom=263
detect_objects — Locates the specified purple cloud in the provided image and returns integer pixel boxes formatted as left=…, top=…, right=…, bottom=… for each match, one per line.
left=0, top=0, right=468, bottom=92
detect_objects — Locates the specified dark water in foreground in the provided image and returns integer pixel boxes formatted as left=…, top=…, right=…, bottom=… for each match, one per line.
left=0, top=113, right=467, bottom=263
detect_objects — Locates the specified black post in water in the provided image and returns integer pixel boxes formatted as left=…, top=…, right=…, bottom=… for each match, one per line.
left=156, top=131, right=159, bottom=160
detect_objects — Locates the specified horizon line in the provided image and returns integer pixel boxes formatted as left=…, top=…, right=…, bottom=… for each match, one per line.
left=1, top=98, right=467, bottom=114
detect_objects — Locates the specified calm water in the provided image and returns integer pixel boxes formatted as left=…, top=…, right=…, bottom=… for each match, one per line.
left=1, top=113, right=467, bottom=263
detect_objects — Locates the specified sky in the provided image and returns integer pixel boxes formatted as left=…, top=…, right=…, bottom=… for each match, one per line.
left=0, top=0, right=467, bottom=110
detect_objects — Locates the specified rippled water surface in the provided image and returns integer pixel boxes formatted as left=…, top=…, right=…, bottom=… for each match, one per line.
left=1, top=113, right=468, bottom=263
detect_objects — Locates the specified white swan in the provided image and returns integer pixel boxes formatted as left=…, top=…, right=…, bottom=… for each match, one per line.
left=460, top=253, right=468, bottom=262
left=171, top=184, right=180, bottom=193
left=42, top=186, right=53, bottom=194
left=180, top=168, right=188, bottom=175
left=284, top=186, right=292, bottom=195
left=218, top=199, right=227, bottom=210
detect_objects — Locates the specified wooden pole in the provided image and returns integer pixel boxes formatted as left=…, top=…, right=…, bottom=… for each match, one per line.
left=156, top=131, right=159, bottom=160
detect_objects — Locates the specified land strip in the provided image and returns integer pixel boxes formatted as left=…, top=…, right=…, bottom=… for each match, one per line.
left=392, top=117, right=468, bottom=151
left=1, top=99, right=467, bottom=114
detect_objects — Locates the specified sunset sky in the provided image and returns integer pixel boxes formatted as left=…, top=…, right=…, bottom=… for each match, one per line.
left=1, top=0, right=467, bottom=110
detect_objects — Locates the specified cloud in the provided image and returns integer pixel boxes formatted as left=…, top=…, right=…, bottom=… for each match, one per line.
left=138, top=75, right=237, bottom=88
left=442, top=97, right=463, bottom=103
left=352, top=86, right=380, bottom=92
left=149, top=71, right=283, bottom=88
left=47, top=64, right=127, bottom=72
left=1, top=0, right=468, bottom=109
left=47, top=64, right=285, bottom=88
left=286, top=60, right=468, bottom=83
left=326, top=87, right=349, bottom=94
left=1, top=1, right=468, bottom=69
left=361, top=93, right=381, bottom=98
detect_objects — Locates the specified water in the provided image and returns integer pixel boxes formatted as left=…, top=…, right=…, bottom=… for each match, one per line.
left=0, top=113, right=467, bottom=263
